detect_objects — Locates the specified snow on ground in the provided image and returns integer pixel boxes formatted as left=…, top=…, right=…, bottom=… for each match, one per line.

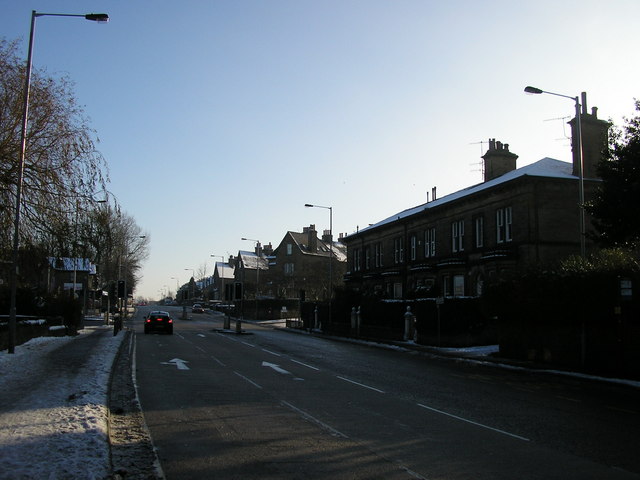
left=0, top=325, right=125, bottom=480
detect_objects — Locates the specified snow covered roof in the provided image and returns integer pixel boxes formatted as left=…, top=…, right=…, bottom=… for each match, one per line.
left=277, top=231, right=347, bottom=262
left=214, top=262, right=235, bottom=279
left=355, top=157, right=576, bottom=235
left=238, top=250, right=269, bottom=270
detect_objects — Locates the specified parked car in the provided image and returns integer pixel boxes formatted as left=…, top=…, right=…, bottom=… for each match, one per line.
left=144, top=311, right=173, bottom=334
left=191, top=303, right=205, bottom=313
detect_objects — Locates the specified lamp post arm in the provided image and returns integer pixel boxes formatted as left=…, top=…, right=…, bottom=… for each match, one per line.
left=541, top=90, right=578, bottom=103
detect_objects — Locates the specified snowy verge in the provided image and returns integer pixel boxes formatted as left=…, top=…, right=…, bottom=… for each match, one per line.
left=0, top=326, right=125, bottom=479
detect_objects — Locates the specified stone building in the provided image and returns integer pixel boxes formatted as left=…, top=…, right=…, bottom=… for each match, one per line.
left=266, top=225, right=347, bottom=300
left=343, top=94, right=610, bottom=299
left=211, top=261, right=235, bottom=302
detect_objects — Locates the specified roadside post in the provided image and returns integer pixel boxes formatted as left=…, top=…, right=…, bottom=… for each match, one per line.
left=404, top=306, right=415, bottom=341
left=351, top=307, right=357, bottom=333
left=436, top=296, right=444, bottom=346
left=224, top=309, right=231, bottom=330
left=103, top=290, right=109, bottom=325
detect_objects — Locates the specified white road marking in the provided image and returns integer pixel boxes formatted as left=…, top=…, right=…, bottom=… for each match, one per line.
left=215, top=332, right=238, bottom=342
left=417, top=403, right=530, bottom=441
left=262, top=361, right=291, bottom=375
left=241, top=341, right=256, bottom=348
left=337, top=375, right=385, bottom=393
left=211, top=356, right=226, bottom=367
left=261, top=348, right=281, bottom=356
left=234, top=371, right=262, bottom=389
left=197, top=333, right=206, bottom=338
left=290, top=359, right=320, bottom=371
left=161, top=358, right=190, bottom=370
left=281, top=401, right=347, bottom=438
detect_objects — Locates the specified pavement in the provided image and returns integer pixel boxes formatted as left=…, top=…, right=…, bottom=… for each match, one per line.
left=0, top=321, right=125, bottom=479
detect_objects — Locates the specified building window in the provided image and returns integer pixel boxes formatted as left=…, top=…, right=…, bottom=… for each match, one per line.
left=393, top=282, right=403, bottom=299
left=375, top=242, right=383, bottom=267
left=394, top=237, right=404, bottom=264
left=424, top=227, right=436, bottom=258
left=365, top=247, right=371, bottom=270
left=497, top=207, right=513, bottom=243
left=286, top=243, right=293, bottom=255
left=474, top=216, right=484, bottom=248
left=353, top=248, right=361, bottom=272
left=453, top=275, right=465, bottom=296
left=442, top=275, right=450, bottom=296
left=410, top=234, right=417, bottom=261
left=452, top=220, right=464, bottom=253
left=284, top=263, right=294, bottom=275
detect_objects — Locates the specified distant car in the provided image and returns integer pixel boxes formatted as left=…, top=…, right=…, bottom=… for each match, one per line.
left=144, top=311, right=173, bottom=334
left=191, top=303, right=205, bottom=313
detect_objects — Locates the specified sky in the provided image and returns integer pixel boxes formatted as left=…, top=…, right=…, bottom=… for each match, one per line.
left=1, top=0, right=639, bottom=300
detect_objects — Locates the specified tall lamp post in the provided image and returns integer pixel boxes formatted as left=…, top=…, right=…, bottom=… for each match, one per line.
left=241, top=238, right=261, bottom=320
left=8, top=10, right=109, bottom=354
left=524, top=85, right=586, bottom=257
left=184, top=268, right=195, bottom=299
left=171, top=276, right=180, bottom=299
left=72, top=196, right=107, bottom=319
left=305, top=203, right=333, bottom=327
left=211, top=255, right=225, bottom=301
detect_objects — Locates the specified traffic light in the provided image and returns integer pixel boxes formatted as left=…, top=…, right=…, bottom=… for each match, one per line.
left=117, top=280, right=125, bottom=298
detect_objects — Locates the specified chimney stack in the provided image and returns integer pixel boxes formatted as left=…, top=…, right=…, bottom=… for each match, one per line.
left=568, top=92, right=610, bottom=179
left=322, top=229, right=332, bottom=245
left=482, top=139, right=518, bottom=181
left=307, top=224, right=318, bottom=253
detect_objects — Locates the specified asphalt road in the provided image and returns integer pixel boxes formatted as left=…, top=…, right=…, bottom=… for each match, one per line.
left=134, top=306, right=640, bottom=480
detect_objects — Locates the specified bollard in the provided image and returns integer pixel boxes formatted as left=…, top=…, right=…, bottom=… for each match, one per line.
left=224, top=314, right=230, bottom=330
left=351, top=307, right=357, bottom=330
left=404, top=306, right=415, bottom=341
left=356, top=306, right=361, bottom=337
left=314, top=306, right=318, bottom=330
left=235, top=318, right=242, bottom=334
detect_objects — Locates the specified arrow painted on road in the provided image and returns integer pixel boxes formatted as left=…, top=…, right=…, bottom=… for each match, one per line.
left=261, top=361, right=291, bottom=375
left=162, top=358, right=190, bottom=370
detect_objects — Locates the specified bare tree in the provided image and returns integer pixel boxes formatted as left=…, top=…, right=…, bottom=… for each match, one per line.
left=0, top=39, right=108, bottom=254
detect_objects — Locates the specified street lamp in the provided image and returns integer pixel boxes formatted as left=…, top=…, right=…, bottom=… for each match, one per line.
left=241, top=238, right=261, bottom=319
left=211, top=255, right=225, bottom=301
left=305, top=203, right=333, bottom=327
left=184, top=268, right=195, bottom=300
left=71, top=196, right=107, bottom=318
left=8, top=10, right=109, bottom=354
left=118, top=235, right=145, bottom=323
left=524, top=85, right=586, bottom=257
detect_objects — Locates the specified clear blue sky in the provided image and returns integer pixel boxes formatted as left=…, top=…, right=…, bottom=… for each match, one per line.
left=2, top=0, right=639, bottom=300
